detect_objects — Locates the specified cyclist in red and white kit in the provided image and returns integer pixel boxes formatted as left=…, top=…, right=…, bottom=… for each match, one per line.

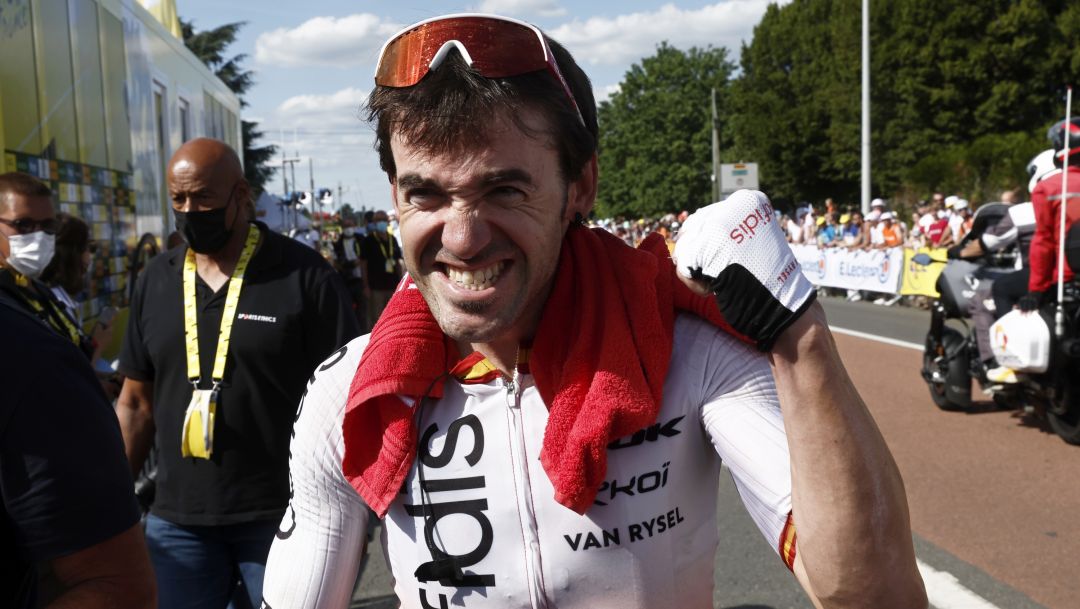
left=262, top=14, right=926, bottom=609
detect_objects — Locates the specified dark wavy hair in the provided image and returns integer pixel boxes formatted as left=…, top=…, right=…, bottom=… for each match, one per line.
left=366, top=34, right=598, bottom=184
left=41, top=213, right=90, bottom=296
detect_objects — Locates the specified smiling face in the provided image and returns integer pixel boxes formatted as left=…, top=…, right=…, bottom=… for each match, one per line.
left=390, top=108, right=596, bottom=350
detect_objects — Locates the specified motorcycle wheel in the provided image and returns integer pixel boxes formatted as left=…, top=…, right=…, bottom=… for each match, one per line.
left=923, top=328, right=969, bottom=411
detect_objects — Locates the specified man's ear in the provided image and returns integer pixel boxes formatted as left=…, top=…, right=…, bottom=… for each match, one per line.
left=565, top=154, right=598, bottom=223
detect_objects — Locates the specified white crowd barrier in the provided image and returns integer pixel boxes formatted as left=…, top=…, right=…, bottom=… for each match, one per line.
left=790, top=244, right=905, bottom=294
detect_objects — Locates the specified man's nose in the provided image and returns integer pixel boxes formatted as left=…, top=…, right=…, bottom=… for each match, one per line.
left=441, top=206, right=492, bottom=261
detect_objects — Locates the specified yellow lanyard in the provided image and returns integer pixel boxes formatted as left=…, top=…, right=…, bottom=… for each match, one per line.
left=183, top=225, right=260, bottom=388
left=377, top=234, right=394, bottom=259
left=11, top=271, right=82, bottom=346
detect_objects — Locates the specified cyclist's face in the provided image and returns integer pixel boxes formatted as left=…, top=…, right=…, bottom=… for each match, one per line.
left=390, top=108, right=596, bottom=347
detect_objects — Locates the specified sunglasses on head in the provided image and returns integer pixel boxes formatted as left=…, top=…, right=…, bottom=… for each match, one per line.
left=374, top=13, right=584, bottom=126
left=0, top=217, right=59, bottom=235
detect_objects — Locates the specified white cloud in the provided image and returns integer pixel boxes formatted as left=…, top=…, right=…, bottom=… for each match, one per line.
left=473, top=0, right=566, bottom=17
left=266, top=86, right=369, bottom=135
left=550, top=1, right=781, bottom=66
left=254, top=14, right=401, bottom=68
left=594, top=83, right=621, bottom=105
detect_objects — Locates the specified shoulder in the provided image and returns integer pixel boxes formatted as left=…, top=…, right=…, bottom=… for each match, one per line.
left=266, top=229, right=332, bottom=269
left=0, top=301, right=103, bottom=426
left=141, top=244, right=185, bottom=280
left=667, top=314, right=771, bottom=402
left=299, top=334, right=370, bottom=424
left=289, top=334, right=370, bottom=480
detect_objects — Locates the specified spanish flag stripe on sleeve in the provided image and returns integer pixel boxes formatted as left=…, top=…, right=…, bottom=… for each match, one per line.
left=778, top=512, right=797, bottom=571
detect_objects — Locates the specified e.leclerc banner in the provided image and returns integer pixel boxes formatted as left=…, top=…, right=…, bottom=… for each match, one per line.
left=791, top=245, right=904, bottom=294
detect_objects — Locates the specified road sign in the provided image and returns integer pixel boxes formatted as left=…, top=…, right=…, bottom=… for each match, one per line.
left=720, top=163, right=759, bottom=194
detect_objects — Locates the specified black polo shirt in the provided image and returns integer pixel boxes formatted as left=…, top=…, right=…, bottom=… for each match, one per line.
left=119, top=222, right=359, bottom=526
left=1, top=297, right=139, bottom=609
left=360, top=233, right=403, bottom=290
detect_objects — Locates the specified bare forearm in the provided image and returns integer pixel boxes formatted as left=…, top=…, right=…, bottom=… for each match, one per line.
left=48, top=524, right=155, bottom=609
left=48, top=580, right=154, bottom=609
left=116, top=402, right=154, bottom=476
left=770, top=303, right=926, bottom=608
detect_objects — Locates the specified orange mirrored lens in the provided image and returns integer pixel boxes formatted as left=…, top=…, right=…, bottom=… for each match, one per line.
left=375, top=17, right=548, bottom=87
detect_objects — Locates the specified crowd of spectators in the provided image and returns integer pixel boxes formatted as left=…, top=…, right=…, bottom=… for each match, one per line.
left=777, top=191, right=996, bottom=252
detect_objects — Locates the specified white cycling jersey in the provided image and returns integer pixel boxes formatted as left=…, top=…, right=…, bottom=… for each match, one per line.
left=263, top=314, right=795, bottom=609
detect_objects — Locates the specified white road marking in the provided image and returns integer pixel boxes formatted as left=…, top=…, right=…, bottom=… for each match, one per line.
left=917, top=559, right=1005, bottom=609
left=831, top=325, right=923, bottom=351
left=830, top=325, right=1007, bottom=609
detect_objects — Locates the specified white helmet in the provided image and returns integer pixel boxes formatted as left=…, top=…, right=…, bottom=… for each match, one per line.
left=1027, top=148, right=1057, bottom=193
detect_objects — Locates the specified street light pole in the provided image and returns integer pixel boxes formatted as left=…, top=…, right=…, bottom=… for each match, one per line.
left=711, top=87, right=721, bottom=204
left=861, top=0, right=871, bottom=215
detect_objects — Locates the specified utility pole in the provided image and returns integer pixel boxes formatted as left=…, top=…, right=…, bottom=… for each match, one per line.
left=282, top=154, right=302, bottom=234
left=861, top=0, right=871, bottom=215
left=711, top=87, right=721, bottom=203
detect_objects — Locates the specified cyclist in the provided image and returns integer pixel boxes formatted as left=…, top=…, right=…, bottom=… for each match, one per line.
left=263, top=14, right=926, bottom=609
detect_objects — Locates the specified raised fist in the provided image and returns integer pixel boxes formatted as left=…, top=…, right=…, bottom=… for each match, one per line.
left=674, top=189, right=816, bottom=350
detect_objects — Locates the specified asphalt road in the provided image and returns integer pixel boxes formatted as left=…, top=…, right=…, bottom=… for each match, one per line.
left=349, top=295, right=1070, bottom=608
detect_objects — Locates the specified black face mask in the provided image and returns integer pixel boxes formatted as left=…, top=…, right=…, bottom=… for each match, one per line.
left=175, top=199, right=234, bottom=254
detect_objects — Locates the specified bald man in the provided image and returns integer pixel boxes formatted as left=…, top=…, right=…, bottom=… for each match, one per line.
left=116, top=138, right=360, bottom=609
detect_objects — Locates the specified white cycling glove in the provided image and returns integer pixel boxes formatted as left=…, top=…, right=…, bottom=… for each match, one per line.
left=674, top=189, right=816, bottom=351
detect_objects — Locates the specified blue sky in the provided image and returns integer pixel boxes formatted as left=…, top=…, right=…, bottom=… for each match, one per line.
left=177, top=0, right=782, bottom=211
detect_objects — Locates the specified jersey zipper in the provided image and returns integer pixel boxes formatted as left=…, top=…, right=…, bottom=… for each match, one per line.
left=504, top=368, right=549, bottom=609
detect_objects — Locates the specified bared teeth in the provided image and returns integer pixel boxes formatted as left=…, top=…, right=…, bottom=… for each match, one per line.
left=447, top=261, right=504, bottom=290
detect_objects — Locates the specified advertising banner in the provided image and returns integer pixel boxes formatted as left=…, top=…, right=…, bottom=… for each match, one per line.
left=791, top=245, right=904, bottom=293
left=900, top=247, right=948, bottom=297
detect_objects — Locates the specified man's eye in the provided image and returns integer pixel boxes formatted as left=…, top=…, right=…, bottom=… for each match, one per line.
left=406, top=190, right=440, bottom=208
left=489, top=186, right=524, bottom=202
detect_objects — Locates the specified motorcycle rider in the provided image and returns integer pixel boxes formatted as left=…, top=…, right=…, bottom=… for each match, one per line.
left=261, top=13, right=926, bottom=609
left=952, top=182, right=1039, bottom=381
left=989, top=119, right=1080, bottom=383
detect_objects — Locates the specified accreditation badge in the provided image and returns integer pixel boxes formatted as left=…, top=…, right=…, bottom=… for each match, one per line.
left=385, top=259, right=395, bottom=274
left=181, top=388, right=218, bottom=459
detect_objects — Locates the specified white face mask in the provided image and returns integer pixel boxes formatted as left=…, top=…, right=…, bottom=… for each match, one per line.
left=5, top=231, right=56, bottom=279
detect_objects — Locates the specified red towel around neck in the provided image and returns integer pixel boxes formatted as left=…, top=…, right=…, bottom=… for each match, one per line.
left=342, top=227, right=739, bottom=517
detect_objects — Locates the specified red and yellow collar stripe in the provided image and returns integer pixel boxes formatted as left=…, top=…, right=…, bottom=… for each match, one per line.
left=450, top=347, right=532, bottom=384
left=778, top=512, right=797, bottom=571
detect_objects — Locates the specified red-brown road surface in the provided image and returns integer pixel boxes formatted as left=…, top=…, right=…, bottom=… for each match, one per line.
left=833, top=332, right=1079, bottom=609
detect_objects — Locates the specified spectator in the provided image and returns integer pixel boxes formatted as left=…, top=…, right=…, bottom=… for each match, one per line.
left=926, top=211, right=953, bottom=248
left=950, top=199, right=972, bottom=243
left=39, top=213, right=121, bottom=398
left=817, top=212, right=841, bottom=247
left=785, top=210, right=805, bottom=243
left=40, top=213, right=91, bottom=324
left=1, top=293, right=156, bottom=609
left=866, top=209, right=885, bottom=249
left=801, top=203, right=817, bottom=243
left=360, top=209, right=404, bottom=328
left=879, top=212, right=904, bottom=248
left=842, top=211, right=863, bottom=247
left=0, top=172, right=94, bottom=359
left=334, top=220, right=367, bottom=332
left=115, top=138, right=360, bottom=608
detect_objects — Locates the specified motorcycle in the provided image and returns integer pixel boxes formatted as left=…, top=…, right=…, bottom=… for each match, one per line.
left=919, top=209, right=1080, bottom=445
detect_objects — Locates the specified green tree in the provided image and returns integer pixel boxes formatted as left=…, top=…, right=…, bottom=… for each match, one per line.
left=729, top=0, right=1080, bottom=206
left=180, top=19, right=277, bottom=196
left=596, top=43, right=735, bottom=217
